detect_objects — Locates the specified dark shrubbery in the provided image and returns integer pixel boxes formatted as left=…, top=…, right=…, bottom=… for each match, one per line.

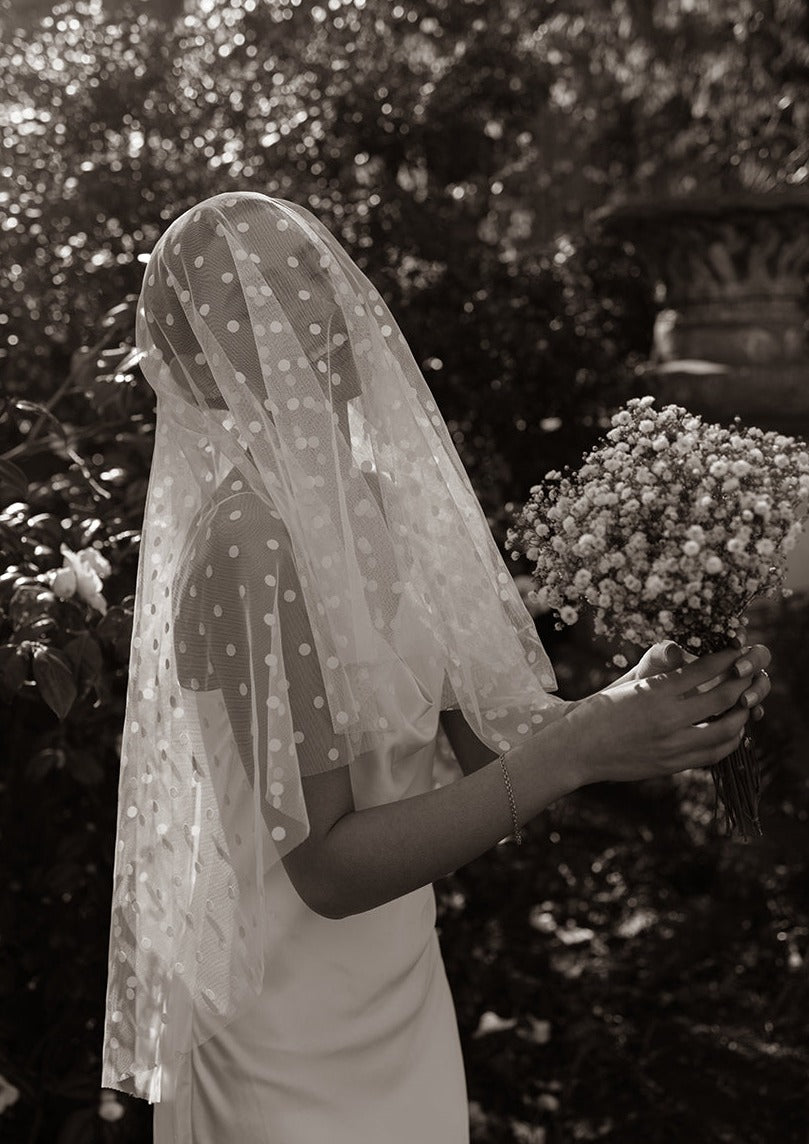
left=2, top=1, right=809, bottom=1141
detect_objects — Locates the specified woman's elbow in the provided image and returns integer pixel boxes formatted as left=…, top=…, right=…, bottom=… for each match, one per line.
left=306, top=887, right=349, bottom=920
left=281, top=854, right=349, bottom=920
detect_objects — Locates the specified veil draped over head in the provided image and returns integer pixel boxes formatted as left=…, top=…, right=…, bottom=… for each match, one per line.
left=102, top=190, right=560, bottom=1102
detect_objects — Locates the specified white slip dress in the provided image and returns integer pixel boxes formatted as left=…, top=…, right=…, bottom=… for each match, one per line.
left=152, top=632, right=470, bottom=1144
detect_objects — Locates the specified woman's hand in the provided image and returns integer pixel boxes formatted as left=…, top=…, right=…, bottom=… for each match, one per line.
left=611, top=638, right=771, bottom=723
left=560, top=645, right=770, bottom=788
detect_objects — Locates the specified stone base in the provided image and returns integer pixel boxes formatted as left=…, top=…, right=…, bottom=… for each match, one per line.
left=648, top=359, right=809, bottom=438
left=785, top=523, right=809, bottom=593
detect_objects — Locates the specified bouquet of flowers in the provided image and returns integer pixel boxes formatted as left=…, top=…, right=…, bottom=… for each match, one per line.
left=506, top=396, right=809, bottom=839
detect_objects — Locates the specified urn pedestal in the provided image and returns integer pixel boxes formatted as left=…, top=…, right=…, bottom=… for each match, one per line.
left=602, top=191, right=809, bottom=590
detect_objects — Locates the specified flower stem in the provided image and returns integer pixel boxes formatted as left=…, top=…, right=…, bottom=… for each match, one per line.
left=709, top=734, right=763, bottom=841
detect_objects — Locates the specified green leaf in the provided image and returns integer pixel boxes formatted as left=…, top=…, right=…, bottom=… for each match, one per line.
left=24, top=747, right=65, bottom=781
left=66, top=751, right=104, bottom=786
left=0, top=458, right=29, bottom=503
left=54, top=1104, right=97, bottom=1144
left=0, top=643, right=30, bottom=702
left=12, top=615, right=59, bottom=642
left=31, top=646, right=77, bottom=721
left=96, top=603, right=133, bottom=662
left=95, top=603, right=127, bottom=642
left=63, top=632, right=104, bottom=700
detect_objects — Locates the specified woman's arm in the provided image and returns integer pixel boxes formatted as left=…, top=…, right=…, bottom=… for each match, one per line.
left=282, top=645, right=769, bottom=919
left=438, top=708, right=500, bottom=775
left=285, top=718, right=577, bottom=919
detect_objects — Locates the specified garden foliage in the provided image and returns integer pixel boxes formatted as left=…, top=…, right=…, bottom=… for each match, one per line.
left=1, top=1, right=809, bottom=1141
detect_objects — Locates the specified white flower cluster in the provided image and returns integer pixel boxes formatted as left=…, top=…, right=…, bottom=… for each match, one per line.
left=0, top=1073, right=20, bottom=1114
left=43, top=544, right=111, bottom=616
left=506, top=397, right=809, bottom=652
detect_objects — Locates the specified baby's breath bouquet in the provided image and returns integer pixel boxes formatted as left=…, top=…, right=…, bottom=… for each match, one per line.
left=506, top=397, right=809, bottom=839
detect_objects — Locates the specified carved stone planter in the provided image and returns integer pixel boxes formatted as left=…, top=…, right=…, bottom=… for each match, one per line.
left=600, top=189, right=809, bottom=588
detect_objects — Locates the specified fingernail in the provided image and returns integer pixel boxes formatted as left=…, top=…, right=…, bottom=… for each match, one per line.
left=736, top=659, right=752, bottom=677
left=744, top=691, right=758, bottom=708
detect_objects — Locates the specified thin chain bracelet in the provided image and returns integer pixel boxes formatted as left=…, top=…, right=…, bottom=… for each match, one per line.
left=498, top=753, right=523, bottom=846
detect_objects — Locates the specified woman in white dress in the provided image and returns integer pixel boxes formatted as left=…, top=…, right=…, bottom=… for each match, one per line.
left=101, top=192, right=771, bottom=1143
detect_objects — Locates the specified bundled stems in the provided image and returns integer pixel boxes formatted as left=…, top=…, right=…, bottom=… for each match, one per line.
left=709, top=735, right=763, bottom=841
left=703, top=629, right=763, bottom=840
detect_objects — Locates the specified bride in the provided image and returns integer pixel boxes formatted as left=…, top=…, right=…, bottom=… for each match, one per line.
left=101, top=191, right=771, bottom=1143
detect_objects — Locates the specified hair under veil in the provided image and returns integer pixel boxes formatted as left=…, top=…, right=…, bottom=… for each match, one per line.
left=102, top=191, right=562, bottom=1103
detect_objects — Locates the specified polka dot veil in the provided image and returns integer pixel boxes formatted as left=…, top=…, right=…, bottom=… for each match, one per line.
left=102, top=191, right=561, bottom=1102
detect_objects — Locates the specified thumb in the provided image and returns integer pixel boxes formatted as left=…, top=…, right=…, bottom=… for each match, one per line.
left=656, top=640, right=686, bottom=670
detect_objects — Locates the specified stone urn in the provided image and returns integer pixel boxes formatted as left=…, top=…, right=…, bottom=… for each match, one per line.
left=599, top=189, right=809, bottom=590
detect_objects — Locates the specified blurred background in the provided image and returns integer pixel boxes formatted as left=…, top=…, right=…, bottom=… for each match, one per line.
left=1, top=1, right=808, bottom=1141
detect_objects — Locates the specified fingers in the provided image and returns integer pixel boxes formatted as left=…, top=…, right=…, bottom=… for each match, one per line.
left=683, top=673, right=752, bottom=724
left=732, top=643, right=772, bottom=679
left=642, top=640, right=686, bottom=676
left=660, top=640, right=687, bottom=668
left=740, top=668, right=771, bottom=710
left=669, top=647, right=747, bottom=697
left=669, top=643, right=772, bottom=703
left=730, top=625, right=747, bottom=650
left=680, top=704, right=749, bottom=767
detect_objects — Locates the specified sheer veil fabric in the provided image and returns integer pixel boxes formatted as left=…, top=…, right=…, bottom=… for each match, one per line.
left=101, top=190, right=562, bottom=1103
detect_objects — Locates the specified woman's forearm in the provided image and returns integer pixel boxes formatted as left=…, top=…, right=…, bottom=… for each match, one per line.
left=316, top=714, right=583, bottom=918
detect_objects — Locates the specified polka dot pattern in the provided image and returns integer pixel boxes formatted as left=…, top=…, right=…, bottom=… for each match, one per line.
left=106, top=189, right=562, bottom=1101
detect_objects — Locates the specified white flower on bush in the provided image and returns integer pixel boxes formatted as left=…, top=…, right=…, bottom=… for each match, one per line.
left=44, top=545, right=111, bottom=615
left=0, top=1074, right=20, bottom=1114
left=48, top=566, right=78, bottom=599
left=98, top=1090, right=125, bottom=1122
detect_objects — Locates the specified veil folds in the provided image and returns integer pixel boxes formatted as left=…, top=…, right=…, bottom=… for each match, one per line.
left=102, top=191, right=560, bottom=1102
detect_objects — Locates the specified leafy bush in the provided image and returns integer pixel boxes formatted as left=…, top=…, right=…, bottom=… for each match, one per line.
left=0, top=300, right=155, bottom=1142
left=0, top=0, right=660, bottom=539
left=2, top=2, right=809, bottom=1141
